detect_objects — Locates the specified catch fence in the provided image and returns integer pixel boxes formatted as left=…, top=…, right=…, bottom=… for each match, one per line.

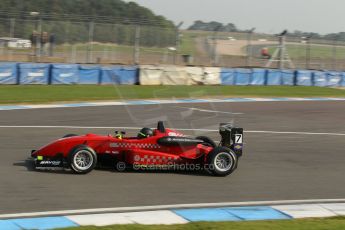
left=1, top=16, right=345, bottom=70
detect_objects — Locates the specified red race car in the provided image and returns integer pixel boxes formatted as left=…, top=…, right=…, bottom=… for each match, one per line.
left=31, top=122, right=243, bottom=176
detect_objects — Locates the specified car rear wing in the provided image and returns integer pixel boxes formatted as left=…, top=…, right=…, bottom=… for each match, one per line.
left=219, top=123, right=243, bottom=157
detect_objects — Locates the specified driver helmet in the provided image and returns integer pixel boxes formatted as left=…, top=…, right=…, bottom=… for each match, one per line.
left=137, top=127, right=154, bottom=138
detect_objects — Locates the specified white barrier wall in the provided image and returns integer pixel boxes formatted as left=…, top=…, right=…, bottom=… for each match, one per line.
left=139, top=65, right=221, bottom=85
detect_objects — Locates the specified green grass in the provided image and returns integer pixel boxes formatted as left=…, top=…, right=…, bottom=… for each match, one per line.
left=180, top=32, right=198, bottom=55
left=6, top=43, right=167, bottom=56
left=0, top=85, right=344, bottom=105
left=269, top=44, right=345, bottom=59
left=58, top=43, right=165, bottom=54
left=58, top=216, right=345, bottom=230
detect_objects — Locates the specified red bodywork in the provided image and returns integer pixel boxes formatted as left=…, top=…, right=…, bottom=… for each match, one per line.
left=32, top=128, right=213, bottom=167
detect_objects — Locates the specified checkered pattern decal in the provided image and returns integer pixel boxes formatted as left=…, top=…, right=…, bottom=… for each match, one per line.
left=135, top=154, right=178, bottom=163
left=110, top=142, right=161, bottom=149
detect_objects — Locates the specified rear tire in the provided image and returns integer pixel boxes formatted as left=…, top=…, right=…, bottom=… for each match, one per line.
left=196, top=136, right=216, bottom=148
left=68, top=145, right=97, bottom=174
left=206, top=147, right=237, bottom=176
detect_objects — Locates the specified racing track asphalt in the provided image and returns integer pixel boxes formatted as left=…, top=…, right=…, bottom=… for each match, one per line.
left=0, top=101, right=345, bottom=214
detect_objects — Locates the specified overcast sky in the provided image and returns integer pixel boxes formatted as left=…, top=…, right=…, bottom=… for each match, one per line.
left=130, top=0, right=343, bottom=34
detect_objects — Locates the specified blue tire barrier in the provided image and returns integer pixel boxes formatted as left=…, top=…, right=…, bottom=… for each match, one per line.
left=342, top=73, right=345, bottom=87
left=266, top=69, right=282, bottom=85
left=235, top=68, right=251, bottom=85
left=51, top=64, right=79, bottom=84
left=3, top=62, right=345, bottom=88
left=220, top=68, right=235, bottom=85
left=250, top=69, right=266, bottom=85
left=78, top=65, right=101, bottom=84
left=281, top=69, right=295, bottom=86
left=19, top=63, right=50, bottom=84
left=0, top=62, right=18, bottom=84
left=313, top=71, right=327, bottom=87
left=101, top=66, right=138, bottom=85
left=296, top=70, right=313, bottom=86
left=326, top=71, right=342, bottom=87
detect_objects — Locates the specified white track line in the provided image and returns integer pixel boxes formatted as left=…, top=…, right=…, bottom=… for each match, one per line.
left=0, top=126, right=344, bottom=136
left=245, top=130, right=345, bottom=136
left=175, top=106, right=244, bottom=115
left=0, top=126, right=141, bottom=129
left=1, top=199, right=345, bottom=219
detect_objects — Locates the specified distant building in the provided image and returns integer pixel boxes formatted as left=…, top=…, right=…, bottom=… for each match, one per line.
left=0, top=37, right=32, bottom=49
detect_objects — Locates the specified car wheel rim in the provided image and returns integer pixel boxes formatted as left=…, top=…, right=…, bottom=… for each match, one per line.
left=214, top=152, right=233, bottom=172
left=73, top=150, right=93, bottom=171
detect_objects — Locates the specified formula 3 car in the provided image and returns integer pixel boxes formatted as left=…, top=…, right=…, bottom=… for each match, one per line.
left=30, top=121, right=243, bottom=176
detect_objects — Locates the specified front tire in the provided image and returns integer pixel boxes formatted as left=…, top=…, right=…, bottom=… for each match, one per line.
left=206, top=147, right=237, bottom=176
left=68, top=145, right=97, bottom=174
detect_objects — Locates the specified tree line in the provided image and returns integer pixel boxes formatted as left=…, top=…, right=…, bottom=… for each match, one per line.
left=0, top=0, right=176, bottom=47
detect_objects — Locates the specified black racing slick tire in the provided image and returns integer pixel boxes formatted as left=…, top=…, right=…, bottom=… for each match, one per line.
left=63, top=134, right=78, bottom=138
left=206, top=147, right=238, bottom=177
left=196, top=136, right=217, bottom=148
left=68, top=145, right=97, bottom=174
